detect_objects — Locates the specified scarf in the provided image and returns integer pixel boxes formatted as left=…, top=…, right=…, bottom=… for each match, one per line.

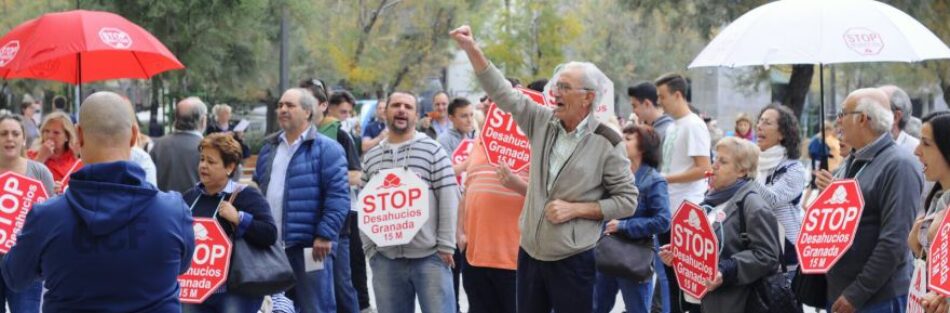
left=702, top=178, right=750, bottom=207
left=756, top=145, right=786, bottom=185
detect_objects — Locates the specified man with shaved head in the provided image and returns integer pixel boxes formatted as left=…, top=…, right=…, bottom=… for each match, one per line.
left=815, top=88, right=923, bottom=313
left=151, top=96, right=207, bottom=193
left=2, top=91, right=196, bottom=312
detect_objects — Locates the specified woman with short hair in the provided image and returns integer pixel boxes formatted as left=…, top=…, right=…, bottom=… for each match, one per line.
left=660, top=137, right=782, bottom=313
left=181, top=133, right=277, bottom=313
left=594, top=125, right=670, bottom=313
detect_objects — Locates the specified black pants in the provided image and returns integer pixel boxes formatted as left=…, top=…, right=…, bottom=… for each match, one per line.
left=463, top=263, right=516, bottom=313
left=516, top=248, right=595, bottom=313
left=347, top=213, right=371, bottom=310
left=452, top=249, right=464, bottom=313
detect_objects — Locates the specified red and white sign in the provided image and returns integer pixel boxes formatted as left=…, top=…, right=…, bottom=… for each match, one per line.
left=843, top=27, right=885, bottom=56
left=178, top=218, right=232, bottom=304
left=929, top=204, right=950, bottom=296
left=0, top=171, right=48, bottom=254
left=0, top=41, right=20, bottom=67
left=796, top=180, right=864, bottom=274
left=98, top=27, right=133, bottom=49
left=908, top=259, right=927, bottom=313
left=451, top=139, right=475, bottom=166
left=451, top=139, right=475, bottom=187
left=480, top=88, right=544, bottom=172
left=671, top=201, right=719, bottom=299
left=358, top=168, right=430, bottom=247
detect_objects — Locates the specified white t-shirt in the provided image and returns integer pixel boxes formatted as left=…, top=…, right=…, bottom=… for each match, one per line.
left=662, top=113, right=711, bottom=212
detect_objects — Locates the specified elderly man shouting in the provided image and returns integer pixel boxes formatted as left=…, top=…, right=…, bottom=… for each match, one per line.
left=451, top=25, right=638, bottom=313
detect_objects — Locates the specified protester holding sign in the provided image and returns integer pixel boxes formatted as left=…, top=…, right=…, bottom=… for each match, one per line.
left=754, top=104, right=806, bottom=274
left=181, top=133, right=277, bottom=312
left=360, top=91, right=459, bottom=313
left=815, top=89, right=924, bottom=313
left=452, top=25, right=638, bottom=313
left=437, top=97, right=477, bottom=175
left=27, top=111, right=81, bottom=194
left=2, top=92, right=196, bottom=312
left=904, top=112, right=950, bottom=313
left=0, top=114, right=53, bottom=312
left=594, top=124, right=670, bottom=313
left=659, top=137, right=781, bottom=313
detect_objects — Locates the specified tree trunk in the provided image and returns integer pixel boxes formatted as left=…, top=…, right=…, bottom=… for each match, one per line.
left=783, top=64, right=814, bottom=119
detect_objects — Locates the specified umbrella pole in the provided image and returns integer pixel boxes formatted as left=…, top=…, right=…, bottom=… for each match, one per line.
left=820, top=64, right=828, bottom=171
left=74, top=54, right=82, bottom=116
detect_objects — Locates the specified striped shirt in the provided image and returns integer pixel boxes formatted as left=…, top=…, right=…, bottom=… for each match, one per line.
left=360, top=132, right=459, bottom=259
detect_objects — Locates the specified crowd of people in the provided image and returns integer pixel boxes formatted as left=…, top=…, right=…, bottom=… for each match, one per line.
left=0, top=24, right=945, bottom=313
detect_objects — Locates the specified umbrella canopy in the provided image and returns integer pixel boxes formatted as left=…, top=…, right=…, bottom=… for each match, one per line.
left=689, top=0, right=950, bottom=68
left=0, top=10, right=183, bottom=84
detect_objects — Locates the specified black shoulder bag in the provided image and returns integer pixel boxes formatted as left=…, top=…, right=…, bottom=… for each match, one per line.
left=224, top=188, right=297, bottom=296
left=736, top=192, right=803, bottom=313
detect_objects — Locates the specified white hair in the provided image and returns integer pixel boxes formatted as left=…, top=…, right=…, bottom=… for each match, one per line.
left=854, top=96, right=893, bottom=135
left=558, top=61, right=609, bottom=114
left=212, top=103, right=232, bottom=116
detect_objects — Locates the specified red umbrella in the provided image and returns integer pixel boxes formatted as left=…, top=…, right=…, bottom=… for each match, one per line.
left=0, top=10, right=183, bottom=84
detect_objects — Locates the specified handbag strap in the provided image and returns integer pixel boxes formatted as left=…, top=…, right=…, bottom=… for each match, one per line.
left=736, top=191, right=788, bottom=274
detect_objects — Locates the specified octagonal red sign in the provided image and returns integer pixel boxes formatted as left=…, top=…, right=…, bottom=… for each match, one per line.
left=928, top=203, right=950, bottom=297
left=796, top=179, right=864, bottom=274
left=179, top=218, right=232, bottom=304
left=671, top=201, right=719, bottom=299
left=0, top=171, right=49, bottom=253
left=480, top=88, right=544, bottom=173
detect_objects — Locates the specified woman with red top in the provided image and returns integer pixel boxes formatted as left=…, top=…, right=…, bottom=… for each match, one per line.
left=28, top=111, right=82, bottom=193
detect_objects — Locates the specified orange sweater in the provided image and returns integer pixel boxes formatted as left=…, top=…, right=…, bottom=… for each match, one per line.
left=461, top=138, right=529, bottom=270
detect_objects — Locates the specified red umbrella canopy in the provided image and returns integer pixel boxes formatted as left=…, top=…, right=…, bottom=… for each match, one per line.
left=0, top=10, right=184, bottom=84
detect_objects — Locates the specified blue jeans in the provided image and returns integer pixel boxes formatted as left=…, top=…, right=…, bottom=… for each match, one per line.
left=286, top=245, right=336, bottom=313
left=333, top=230, right=359, bottom=313
left=654, top=237, right=671, bottom=313
left=370, top=253, right=454, bottom=313
left=0, top=278, right=41, bottom=313
left=828, top=295, right=907, bottom=313
left=593, top=270, right=653, bottom=313
left=181, top=291, right=264, bottom=313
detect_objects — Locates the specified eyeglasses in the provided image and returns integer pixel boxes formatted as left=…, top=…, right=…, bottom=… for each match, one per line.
left=836, top=110, right=864, bottom=119
left=552, top=82, right=592, bottom=95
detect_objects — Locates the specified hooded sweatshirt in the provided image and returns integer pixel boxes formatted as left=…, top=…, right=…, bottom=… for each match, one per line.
left=1, top=161, right=195, bottom=313
left=360, top=132, right=459, bottom=259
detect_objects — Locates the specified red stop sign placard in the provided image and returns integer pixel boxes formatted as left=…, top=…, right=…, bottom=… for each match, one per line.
left=928, top=204, right=950, bottom=296
left=179, top=218, right=232, bottom=304
left=358, top=168, right=430, bottom=247
left=480, top=88, right=544, bottom=173
left=671, top=201, right=719, bottom=299
left=0, top=171, right=48, bottom=254
left=451, top=139, right=475, bottom=166
left=452, top=139, right=475, bottom=188
left=796, top=179, right=864, bottom=274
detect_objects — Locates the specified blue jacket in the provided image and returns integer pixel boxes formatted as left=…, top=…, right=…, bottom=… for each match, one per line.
left=618, top=166, right=671, bottom=239
left=1, top=161, right=195, bottom=313
left=254, top=127, right=350, bottom=246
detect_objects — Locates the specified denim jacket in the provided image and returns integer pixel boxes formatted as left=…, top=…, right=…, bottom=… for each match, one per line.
left=618, top=165, right=670, bottom=239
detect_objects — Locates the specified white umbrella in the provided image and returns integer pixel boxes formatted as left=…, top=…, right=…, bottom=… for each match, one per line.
left=688, top=0, right=950, bottom=170
left=689, top=0, right=950, bottom=68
